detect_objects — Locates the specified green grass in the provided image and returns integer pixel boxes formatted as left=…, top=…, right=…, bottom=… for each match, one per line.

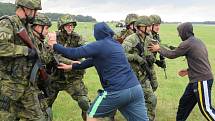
left=49, top=23, right=215, bottom=121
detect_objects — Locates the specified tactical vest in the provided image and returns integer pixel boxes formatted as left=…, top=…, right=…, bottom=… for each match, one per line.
left=52, top=31, right=85, bottom=81
left=56, top=31, right=82, bottom=47
left=0, top=15, right=34, bottom=81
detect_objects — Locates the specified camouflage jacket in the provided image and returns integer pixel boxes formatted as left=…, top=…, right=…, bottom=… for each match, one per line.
left=114, top=29, right=134, bottom=44
left=33, top=35, right=72, bottom=87
left=54, top=31, right=86, bottom=79
left=151, top=32, right=160, bottom=42
left=122, top=33, right=156, bottom=81
left=33, top=36, right=53, bottom=65
left=57, top=31, right=85, bottom=48
left=0, top=15, right=36, bottom=83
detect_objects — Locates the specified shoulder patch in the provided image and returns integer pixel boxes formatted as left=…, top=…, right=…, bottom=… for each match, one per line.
left=0, top=32, right=8, bottom=40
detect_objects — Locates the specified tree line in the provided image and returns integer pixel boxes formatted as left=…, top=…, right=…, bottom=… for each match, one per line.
left=0, top=2, right=97, bottom=22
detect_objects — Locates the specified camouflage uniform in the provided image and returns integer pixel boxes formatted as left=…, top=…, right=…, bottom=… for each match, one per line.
left=122, top=16, right=157, bottom=121
left=150, top=15, right=176, bottom=50
left=115, top=14, right=138, bottom=44
left=46, top=14, right=90, bottom=121
left=0, top=0, right=46, bottom=120
left=149, top=15, right=166, bottom=87
left=31, top=13, right=55, bottom=121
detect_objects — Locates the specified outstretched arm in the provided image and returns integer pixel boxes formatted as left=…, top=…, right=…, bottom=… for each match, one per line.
left=57, top=58, right=94, bottom=71
left=48, top=32, right=101, bottom=59
left=148, top=41, right=190, bottom=59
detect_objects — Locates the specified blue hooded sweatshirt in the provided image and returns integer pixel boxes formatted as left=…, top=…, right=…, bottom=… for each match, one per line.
left=53, top=22, right=139, bottom=91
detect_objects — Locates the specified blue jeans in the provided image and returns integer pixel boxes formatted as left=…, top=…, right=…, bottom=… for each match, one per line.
left=176, top=79, right=215, bottom=121
left=88, top=85, right=149, bottom=121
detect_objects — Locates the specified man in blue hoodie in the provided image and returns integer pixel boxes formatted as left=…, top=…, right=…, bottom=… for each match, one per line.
left=48, top=22, right=149, bottom=121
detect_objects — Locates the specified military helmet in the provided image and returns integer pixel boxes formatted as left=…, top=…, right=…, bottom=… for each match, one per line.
left=149, top=15, right=161, bottom=25
left=32, top=14, right=52, bottom=27
left=57, top=14, right=77, bottom=30
left=15, top=0, right=42, bottom=10
left=125, top=14, right=138, bottom=25
left=135, top=16, right=151, bottom=27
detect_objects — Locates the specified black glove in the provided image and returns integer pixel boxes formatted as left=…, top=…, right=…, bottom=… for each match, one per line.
left=28, top=48, right=38, bottom=60
left=159, top=55, right=165, bottom=60
left=155, top=60, right=166, bottom=68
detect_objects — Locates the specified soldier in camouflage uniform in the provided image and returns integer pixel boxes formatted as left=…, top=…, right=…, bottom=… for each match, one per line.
left=122, top=16, right=157, bottom=121
left=115, top=13, right=138, bottom=44
left=150, top=15, right=176, bottom=50
left=31, top=13, right=54, bottom=121
left=149, top=15, right=167, bottom=77
left=46, top=14, right=90, bottom=121
left=0, top=0, right=46, bottom=120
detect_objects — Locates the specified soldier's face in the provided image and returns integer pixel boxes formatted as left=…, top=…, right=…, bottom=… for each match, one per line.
left=129, top=24, right=134, bottom=30
left=146, top=26, right=152, bottom=33
left=42, top=26, right=49, bottom=36
left=139, top=26, right=151, bottom=35
left=34, top=25, right=49, bottom=36
left=23, top=8, right=37, bottom=18
left=138, top=26, right=147, bottom=33
left=152, top=24, right=160, bottom=33
left=64, top=23, right=74, bottom=34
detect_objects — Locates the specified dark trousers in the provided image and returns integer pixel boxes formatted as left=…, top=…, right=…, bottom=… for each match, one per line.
left=176, top=79, right=215, bottom=121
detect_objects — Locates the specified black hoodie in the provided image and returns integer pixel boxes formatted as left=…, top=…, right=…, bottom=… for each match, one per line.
left=177, top=22, right=194, bottom=41
left=160, top=22, right=213, bottom=83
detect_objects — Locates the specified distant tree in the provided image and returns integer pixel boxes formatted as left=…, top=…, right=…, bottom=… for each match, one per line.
left=75, top=15, right=96, bottom=22
left=0, top=2, right=15, bottom=16
left=0, top=2, right=97, bottom=22
left=44, top=13, right=66, bottom=21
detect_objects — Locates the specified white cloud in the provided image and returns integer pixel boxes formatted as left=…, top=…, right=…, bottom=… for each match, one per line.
left=0, top=0, right=14, bottom=3
left=1, top=0, right=215, bottom=22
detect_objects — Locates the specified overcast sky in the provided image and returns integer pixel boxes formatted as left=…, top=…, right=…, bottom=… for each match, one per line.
left=2, top=0, right=215, bottom=22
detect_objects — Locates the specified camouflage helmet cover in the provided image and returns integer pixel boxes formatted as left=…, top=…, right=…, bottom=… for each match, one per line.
left=125, top=13, right=138, bottom=25
left=33, top=13, right=52, bottom=27
left=57, top=14, right=77, bottom=30
left=15, top=0, right=42, bottom=10
left=135, top=16, right=151, bottom=27
left=149, top=15, right=161, bottom=24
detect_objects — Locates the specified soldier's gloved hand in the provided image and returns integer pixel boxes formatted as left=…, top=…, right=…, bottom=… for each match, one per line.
left=28, top=48, right=38, bottom=60
left=155, top=60, right=166, bottom=68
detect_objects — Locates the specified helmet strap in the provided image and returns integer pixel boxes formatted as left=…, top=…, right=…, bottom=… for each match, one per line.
left=143, top=26, right=149, bottom=36
left=33, top=25, right=45, bottom=40
left=132, top=24, right=136, bottom=33
left=152, top=24, right=157, bottom=34
left=21, top=7, right=36, bottom=25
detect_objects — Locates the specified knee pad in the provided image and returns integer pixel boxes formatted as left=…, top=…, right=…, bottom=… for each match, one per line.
left=78, top=96, right=90, bottom=111
left=0, top=95, right=11, bottom=111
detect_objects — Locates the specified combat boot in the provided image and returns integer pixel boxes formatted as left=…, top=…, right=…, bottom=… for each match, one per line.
left=81, top=110, right=87, bottom=121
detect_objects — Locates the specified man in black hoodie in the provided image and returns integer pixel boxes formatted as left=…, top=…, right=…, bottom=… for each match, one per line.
left=148, top=22, right=215, bottom=121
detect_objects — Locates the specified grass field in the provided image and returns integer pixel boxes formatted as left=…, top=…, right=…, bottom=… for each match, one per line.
left=49, top=22, right=215, bottom=121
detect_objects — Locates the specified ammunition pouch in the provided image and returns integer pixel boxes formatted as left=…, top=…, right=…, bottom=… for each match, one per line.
left=146, top=55, right=155, bottom=67
left=140, top=63, right=153, bottom=81
left=0, top=95, right=11, bottom=111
